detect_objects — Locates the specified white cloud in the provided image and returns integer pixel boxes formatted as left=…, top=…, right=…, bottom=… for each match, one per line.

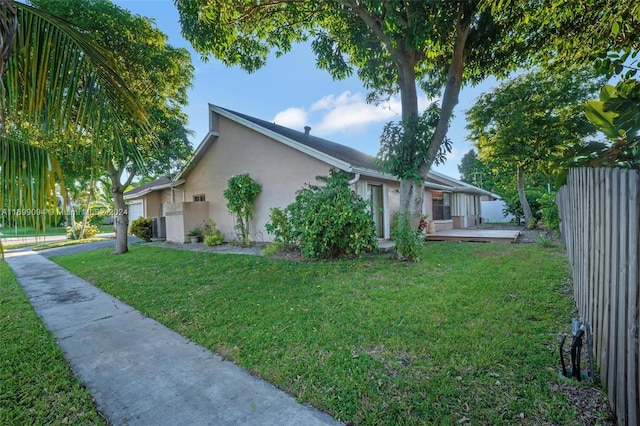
left=313, top=93, right=399, bottom=135
left=272, top=91, right=437, bottom=138
left=272, top=107, right=308, bottom=130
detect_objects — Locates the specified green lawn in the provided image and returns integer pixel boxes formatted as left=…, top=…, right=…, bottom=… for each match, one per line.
left=0, top=266, right=106, bottom=425
left=0, top=225, right=114, bottom=238
left=49, top=242, right=594, bottom=425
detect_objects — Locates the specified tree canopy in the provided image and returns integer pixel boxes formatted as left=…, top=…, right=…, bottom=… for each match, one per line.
left=525, top=1, right=639, bottom=77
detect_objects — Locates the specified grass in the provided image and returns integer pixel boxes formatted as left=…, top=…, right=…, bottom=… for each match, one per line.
left=31, top=238, right=109, bottom=251
left=0, top=225, right=114, bottom=238
left=51, top=242, right=588, bottom=424
left=0, top=266, right=106, bottom=425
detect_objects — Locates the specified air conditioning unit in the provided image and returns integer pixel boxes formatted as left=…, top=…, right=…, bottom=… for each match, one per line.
left=151, top=216, right=166, bottom=239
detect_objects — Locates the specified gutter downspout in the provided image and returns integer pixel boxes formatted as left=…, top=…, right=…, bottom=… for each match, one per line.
left=348, top=173, right=361, bottom=185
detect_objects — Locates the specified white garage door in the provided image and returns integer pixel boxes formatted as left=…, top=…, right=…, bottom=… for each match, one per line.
left=128, top=201, right=144, bottom=222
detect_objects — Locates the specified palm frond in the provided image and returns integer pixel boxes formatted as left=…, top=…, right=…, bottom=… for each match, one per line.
left=0, top=135, right=64, bottom=261
left=3, top=2, right=149, bottom=165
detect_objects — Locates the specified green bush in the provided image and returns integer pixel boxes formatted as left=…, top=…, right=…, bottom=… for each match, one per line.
left=268, top=169, right=378, bottom=259
left=391, top=212, right=423, bottom=262
left=502, top=189, right=544, bottom=225
left=537, top=191, right=560, bottom=232
left=203, top=219, right=224, bottom=246
left=65, top=222, right=99, bottom=240
left=223, top=173, right=261, bottom=246
left=129, top=217, right=152, bottom=242
left=264, top=207, right=296, bottom=250
left=261, top=242, right=286, bottom=256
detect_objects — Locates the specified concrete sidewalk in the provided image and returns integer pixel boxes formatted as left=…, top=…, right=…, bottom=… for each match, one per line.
left=5, top=248, right=342, bottom=426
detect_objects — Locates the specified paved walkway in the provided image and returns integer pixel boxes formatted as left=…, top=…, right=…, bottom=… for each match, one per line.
left=5, top=245, right=342, bottom=426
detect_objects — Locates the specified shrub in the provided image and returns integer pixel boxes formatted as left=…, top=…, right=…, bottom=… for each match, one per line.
left=391, top=212, right=423, bottom=262
left=66, top=222, right=100, bottom=240
left=264, top=207, right=296, bottom=250
left=89, top=214, right=107, bottom=226
left=537, top=191, right=560, bottom=232
left=272, top=169, right=378, bottom=259
left=223, top=173, right=261, bottom=246
left=261, top=242, right=286, bottom=256
left=130, top=217, right=152, bottom=242
left=203, top=219, right=224, bottom=246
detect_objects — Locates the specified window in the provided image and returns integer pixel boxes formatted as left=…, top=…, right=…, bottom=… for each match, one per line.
left=432, top=191, right=451, bottom=220
left=193, top=194, right=206, bottom=202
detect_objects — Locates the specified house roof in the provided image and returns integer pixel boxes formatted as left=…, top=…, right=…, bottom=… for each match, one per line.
left=427, top=170, right=499, bottom=198
left=124, top=176, right=173, bottom=200
left=127, top=104, right=496, bottom=199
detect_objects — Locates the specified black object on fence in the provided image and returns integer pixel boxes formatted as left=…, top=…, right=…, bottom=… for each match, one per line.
left=559, top=318, right=594, bottom=383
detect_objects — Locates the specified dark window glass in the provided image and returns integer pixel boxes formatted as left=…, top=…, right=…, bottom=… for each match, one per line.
left=432, top=192, right=451, bottom=220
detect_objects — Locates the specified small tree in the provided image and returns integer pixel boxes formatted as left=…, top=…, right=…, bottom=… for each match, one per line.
left=223, top=173, right=261, bottom=246
left=466, top=67, right=602, bottom=228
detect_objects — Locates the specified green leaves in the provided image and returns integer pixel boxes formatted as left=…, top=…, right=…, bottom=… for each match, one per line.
left=266, top=170, right=378, bottom=259
left=0, top=136, right=63, bottom=231
left=224, top=173, right=262, bottom=246
left=466, top=67, right=602, bottom=176
left=4, top=2, right=150, bottom=159
left=377, top=103, right=449, bottom=181
left=574, top=78, right=640, bottom=171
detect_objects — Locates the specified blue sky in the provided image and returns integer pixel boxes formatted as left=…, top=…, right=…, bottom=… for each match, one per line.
left=113, top=0, right=499, bottom=179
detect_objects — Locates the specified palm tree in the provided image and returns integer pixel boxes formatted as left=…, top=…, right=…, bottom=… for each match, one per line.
left=0, top=0, right=149, bottom=258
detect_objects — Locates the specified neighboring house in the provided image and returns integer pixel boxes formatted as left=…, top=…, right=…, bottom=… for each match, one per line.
left=124, top=104, right=496, bottom=243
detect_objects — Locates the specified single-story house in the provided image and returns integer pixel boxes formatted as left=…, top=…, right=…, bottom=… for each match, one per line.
left=125, top=104, right=496, bottom=243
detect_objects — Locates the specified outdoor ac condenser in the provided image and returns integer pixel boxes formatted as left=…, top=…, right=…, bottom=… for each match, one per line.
left=151, top=217, right=166, bottom=239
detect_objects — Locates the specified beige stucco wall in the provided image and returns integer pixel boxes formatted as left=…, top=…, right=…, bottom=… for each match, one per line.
left=181, top=117, right=336, bottom=242
left=164, top=201, right=210, bottom=243
left=144, top=190, right=171, bottom=218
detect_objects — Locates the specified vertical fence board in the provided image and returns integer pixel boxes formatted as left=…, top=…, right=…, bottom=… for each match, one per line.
left=616, top=169, right=628, bottom=422
left=596, top=168, right=606, bottom=359
left=602, top=167, right=613, bottom=386
left=582, top=167, right=588, bottom=314
left=584, top=169, right=598, bottom=323
left=626, top=171, right=639, bottom=424
left=608, top=168, right=620, bottom=410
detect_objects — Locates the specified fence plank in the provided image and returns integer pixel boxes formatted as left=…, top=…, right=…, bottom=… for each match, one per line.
left=608, top=168, right=620, bottom=410
left=596, top=168, right=606, bottom=359
left=602, top=168, right=612, bottom=387
left=616, top=169, right=628, bottom=422
left=625, top=173, right=640, bottom=425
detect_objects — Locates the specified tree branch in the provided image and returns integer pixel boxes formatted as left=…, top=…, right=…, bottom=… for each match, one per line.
left=422, top=0, right=471, bottom=177
left=340, top=0, right=408, bottom=66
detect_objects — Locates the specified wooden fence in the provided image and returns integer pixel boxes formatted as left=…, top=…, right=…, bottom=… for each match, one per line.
left=556, top=167, right=639, bottom=425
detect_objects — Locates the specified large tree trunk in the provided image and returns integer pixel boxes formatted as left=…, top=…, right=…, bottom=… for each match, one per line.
left=396, top=58, right=423, bottom=230
left=517, top=165, right=535, bottom=229
left=108, top=163, right=134, bottom=254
